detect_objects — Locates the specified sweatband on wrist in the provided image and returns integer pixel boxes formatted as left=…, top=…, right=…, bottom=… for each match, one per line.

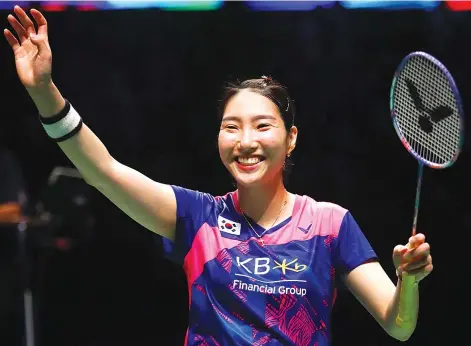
left=39, top=99, right=83, bottom=142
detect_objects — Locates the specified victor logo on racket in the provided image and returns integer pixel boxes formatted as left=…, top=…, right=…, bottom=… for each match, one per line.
left=405, top=78, right=454, bottom=133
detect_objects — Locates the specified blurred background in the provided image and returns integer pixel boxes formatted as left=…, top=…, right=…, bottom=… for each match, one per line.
left=1, top=1, right=470, bottom=345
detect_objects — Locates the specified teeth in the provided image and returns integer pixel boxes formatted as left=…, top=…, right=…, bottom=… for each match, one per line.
left=238, top=157, right=261, bottom=165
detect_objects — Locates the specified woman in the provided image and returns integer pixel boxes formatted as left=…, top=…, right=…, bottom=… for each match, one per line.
left=4, top=6, right=433, bottom=345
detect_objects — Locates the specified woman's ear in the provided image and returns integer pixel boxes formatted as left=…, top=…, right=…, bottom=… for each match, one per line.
left=287, top=125, right=298, bottom=156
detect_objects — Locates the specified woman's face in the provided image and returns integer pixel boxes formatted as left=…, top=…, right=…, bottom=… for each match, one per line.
left=218, top=90, right=297, bottom=187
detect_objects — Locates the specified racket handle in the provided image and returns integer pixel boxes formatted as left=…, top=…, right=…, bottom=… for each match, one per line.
left=395, top=243, right=418, bottom=327
left=396, top=274, right=417, bottom=326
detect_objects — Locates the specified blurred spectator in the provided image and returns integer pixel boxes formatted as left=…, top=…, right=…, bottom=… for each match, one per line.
left=0, top=148, right=26, bottom=222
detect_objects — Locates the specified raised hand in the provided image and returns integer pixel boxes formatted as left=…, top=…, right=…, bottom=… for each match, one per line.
left=4, top=6, right=52, bottom=90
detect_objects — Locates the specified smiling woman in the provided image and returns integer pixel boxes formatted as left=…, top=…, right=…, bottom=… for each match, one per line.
left=216, top=78, right=298, bottom=237
left=219, top=77, right=296, bottom=185
left=4, top=5, right=433, bottom=345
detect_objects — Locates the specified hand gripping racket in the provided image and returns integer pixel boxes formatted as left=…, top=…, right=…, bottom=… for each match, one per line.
left=390, top=51, right=465, bottom=326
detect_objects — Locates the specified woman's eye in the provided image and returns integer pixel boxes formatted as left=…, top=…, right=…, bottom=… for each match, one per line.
left=257, top=123, right=271, bottom=129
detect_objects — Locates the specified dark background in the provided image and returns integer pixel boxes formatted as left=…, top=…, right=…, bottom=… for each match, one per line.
left=1, top=2, right=469, bottom=346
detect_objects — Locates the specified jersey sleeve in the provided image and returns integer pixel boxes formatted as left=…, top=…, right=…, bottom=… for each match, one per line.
left=161, top=185, right=216, bottom=265
left=332, top=211, right=378, bottom=275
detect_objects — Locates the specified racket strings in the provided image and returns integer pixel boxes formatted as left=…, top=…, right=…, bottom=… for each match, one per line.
left=394, top=56, right=461, bottom=165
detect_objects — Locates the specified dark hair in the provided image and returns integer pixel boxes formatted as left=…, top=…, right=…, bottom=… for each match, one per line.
left=218, top=76, right=296, bottom=185
left=219, top=76, right=295, bottom=131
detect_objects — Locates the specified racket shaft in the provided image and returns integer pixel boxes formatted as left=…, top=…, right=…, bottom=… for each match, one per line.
left=411, top=163, right=424, bottom=236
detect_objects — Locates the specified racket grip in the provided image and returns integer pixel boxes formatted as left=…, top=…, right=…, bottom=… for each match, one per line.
left=395, top=274, right=417, bottom=326
left=395, top=243, right=417, bottom=327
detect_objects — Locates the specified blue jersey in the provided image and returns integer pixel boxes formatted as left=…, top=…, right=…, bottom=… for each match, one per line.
left=162, top=186, right=377, bottom=346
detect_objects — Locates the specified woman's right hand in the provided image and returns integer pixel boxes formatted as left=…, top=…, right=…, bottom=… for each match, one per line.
left=4, top=6, right=52, bottom=90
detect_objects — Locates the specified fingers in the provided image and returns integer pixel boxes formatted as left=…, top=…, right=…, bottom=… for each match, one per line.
left=29, top=33, right=51, bottom=58
left=30, top=8, right=48, bottom=37
left=403, top=262, right=433, bottom=277
left=393, top=244, right=408, bottom=256
left=394, top=233, right=432, bottom=282
left=14, top=5, right=36, bottom=36
left=403, top=242, right=430, bottom=262
left=3, top=28, right=20, bottom=51
left=5, top=6, right=46, bottom=46
left=409, top=233, right=425, bottom=248
left=7, top=14, right=28, bottom=43
left=401, top=254, right=432, bottom=272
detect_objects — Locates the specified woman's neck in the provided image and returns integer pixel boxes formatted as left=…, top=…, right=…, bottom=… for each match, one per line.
left=237, top=178, right=288, bottom=227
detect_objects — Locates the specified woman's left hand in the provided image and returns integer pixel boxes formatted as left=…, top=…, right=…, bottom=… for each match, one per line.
left=393, top=233, right=433, bottom=282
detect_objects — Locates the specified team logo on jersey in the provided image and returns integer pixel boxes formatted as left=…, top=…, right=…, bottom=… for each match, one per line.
left=218, top=215, right=241, bottom=236
left=235, top=257, right=308, bottom=278
left=233, top=256, right=308, bottom=296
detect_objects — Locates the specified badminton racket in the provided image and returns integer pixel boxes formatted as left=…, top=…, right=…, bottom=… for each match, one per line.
left=389, top=51, right=464, bottom=326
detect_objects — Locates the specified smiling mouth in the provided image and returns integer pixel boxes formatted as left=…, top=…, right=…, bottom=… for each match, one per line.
left=236, top=156, right=265, bottom=166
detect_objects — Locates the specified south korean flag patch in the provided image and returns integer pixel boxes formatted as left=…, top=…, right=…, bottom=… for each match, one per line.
left=218, top=215, right=241, bottom=236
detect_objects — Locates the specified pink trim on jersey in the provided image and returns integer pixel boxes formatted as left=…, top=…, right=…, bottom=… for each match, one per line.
left=183, top=224, right=241, bottom=301
left=230, top=191, right=241, bottom=213
left=261, top=196, right=348, bottom=246
left=291, top=194, right=302, bottom=215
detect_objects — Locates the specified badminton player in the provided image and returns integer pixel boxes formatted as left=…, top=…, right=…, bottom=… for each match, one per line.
left=4, top=6, right=433, bottom=345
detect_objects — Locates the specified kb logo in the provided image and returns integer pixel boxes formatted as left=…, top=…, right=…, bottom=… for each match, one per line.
left=236, top=257, right=308, bottom=275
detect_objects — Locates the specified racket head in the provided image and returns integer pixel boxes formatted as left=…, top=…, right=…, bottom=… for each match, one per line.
left=390, top=51, right=465, bottom=169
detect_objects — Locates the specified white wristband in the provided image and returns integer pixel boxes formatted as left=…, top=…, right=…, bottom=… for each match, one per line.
left=40, top=100, right=83, bottom=142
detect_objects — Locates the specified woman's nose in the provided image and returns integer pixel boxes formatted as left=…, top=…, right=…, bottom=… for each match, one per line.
left=237, top=129, right=258, bottom=152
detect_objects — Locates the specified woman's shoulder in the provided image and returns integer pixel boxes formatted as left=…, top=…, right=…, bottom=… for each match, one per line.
left=171, top=185, right=237, bottom=208
left=296, top=193, right=349, bottom=215
left=291, top=194, right=352, bottom=238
